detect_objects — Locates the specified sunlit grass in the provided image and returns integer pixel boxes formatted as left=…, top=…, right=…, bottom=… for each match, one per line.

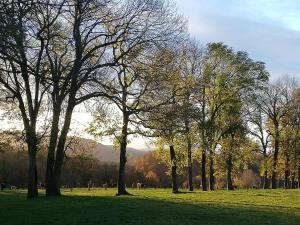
left=0, top=188, right=299, bottom=225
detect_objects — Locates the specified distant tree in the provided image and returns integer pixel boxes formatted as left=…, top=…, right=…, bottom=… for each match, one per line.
left=246, top=106, right=271, bottom=189
left=193, top=43, right=268, bottom=191
left=256, top=77, right=297, bottom=188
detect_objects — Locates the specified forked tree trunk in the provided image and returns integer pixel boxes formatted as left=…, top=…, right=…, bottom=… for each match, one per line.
left=169, top=145, right=179, bottom=193
left=227, top=154, right=234, bottom=191
left=46, top=98, right=75, bottom=196
left=271, top=125, right=279, bottom=189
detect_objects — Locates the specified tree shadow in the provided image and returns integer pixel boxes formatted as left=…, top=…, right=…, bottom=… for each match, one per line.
left=0, top=191, right=299, bottom=225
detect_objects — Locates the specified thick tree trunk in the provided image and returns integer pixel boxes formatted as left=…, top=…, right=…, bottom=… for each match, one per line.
left=209, top=147, right=215, bottom=191
left=46, top=99, right=75, bottom=196
left=28, top=152, right=38, bottom=198
left=227, top=154, right=234, bottom=191
left=271, top=125, right=279, bottom=189
left=201, top=149, right=207, bottom=191
left=169, top=145, right=179, bottom=193
left=27, top=134, right=38, bottom=199
left=45, top=105, right=61, bottom=196
left=117, top=114, right=130, bottom=196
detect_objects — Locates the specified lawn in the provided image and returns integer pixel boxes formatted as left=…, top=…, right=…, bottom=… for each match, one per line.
left=0, top=188, right=299, bottom=225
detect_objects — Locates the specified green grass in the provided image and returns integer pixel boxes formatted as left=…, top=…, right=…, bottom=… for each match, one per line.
left=0, top=188, right=299, bottom=225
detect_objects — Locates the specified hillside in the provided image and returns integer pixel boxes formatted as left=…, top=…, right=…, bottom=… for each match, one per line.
left=91, top=143, right=145, bottom=162
left=68, top=137, right=146, bottom=162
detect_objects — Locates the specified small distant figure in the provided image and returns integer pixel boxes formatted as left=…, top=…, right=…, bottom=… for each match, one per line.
left=88, top=181, right=92, bottom=191
left=131, top=183, right=135, bottom=188
left=39, top=183, right=45, bottom=189
left=10, top=186, right=17, bottom=190
left=103, top=183, right=108, bottom=190
left=0, top=183, right=6, bottom=191
left=137, top=182, right=142, bottom=189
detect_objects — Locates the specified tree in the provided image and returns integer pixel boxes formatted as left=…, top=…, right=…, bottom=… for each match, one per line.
left=256, top=77, right=297, bottom=188
left=41, top=0, right=185, bottom=196
left=88, top=45, right=184, bottom=195
left=0, top=0, right=51, bottom=198
left=247, top=106, right=271, bottom=189
left=177, top=40, right=202, bottom=191
left=193, top=43, right=268, bottom=191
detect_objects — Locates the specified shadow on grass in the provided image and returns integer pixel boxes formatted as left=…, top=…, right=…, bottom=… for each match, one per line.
left=0, top=191, right=299, bottom=225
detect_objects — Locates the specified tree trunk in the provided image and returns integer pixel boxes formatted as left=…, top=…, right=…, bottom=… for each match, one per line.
left=169, top=145, right=178, bottom=193
left=46, top=99, right=75, bottom=196
left=284, top=155, right=290, bottom=189
left=271, top=125, right=279, bottom=189
left=27, top=134, right=38, bottom=199
left=291, top=172, right=295, bottom=189
left=201, top=149, right=207, bottom=191
left=262, top=149, right=269, bottom=189
left=117, top=114, right=130, bottom=196
left=45, top=105, right=61, bottom=196
left=185, top=123, right=193, bottom=191
left=298, top=165, right=300, bottom=189
left=227, top=154, right=234, bottom=191
left=209, top=147, right=215, bottom=190
left=187, top=163, right=193, bottom=191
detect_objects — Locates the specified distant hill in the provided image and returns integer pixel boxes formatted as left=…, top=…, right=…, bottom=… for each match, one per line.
left=63, top=137, right=147, bottom=162
left=91, top=143, right=145, bottom=162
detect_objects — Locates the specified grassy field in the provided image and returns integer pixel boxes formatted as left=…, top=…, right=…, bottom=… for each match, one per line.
left=0, top=188, right=299, bottom=225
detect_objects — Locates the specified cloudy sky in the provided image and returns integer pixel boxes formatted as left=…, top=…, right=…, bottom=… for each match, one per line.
left=175, top=0, right=300, bottom=80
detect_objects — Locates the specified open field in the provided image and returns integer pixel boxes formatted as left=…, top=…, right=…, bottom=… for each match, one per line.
left=0, top=188, right=299, bottom=225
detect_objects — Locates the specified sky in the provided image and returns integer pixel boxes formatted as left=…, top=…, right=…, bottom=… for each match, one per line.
left=3, top=1, right=300, bottom=150
left=60, top=1, right=300, bottom=150
left=174, top=0, right=300, bottom=80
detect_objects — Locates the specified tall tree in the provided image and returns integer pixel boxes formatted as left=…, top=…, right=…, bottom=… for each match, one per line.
left=194, top=43, right=268, bottom=191
left=256, top=77, right=297, bottom=189
left=247, top=106, right=271, bottom=189
left=0, top=0, right=52, bottom=198
left=88, top=47, right=184, bottom=195
left=42, top=0, right=185, bottom=196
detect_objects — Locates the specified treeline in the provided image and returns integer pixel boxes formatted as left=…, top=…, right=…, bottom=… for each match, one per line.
left=0, top=0, right=299, bottom=199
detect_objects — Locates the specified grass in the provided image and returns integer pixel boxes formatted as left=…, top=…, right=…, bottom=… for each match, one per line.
left=0, top=188, right=299, bottom=225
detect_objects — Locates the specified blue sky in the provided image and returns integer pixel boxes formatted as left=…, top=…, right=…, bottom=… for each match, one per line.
left=175, top=0, right=300, bottom=80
